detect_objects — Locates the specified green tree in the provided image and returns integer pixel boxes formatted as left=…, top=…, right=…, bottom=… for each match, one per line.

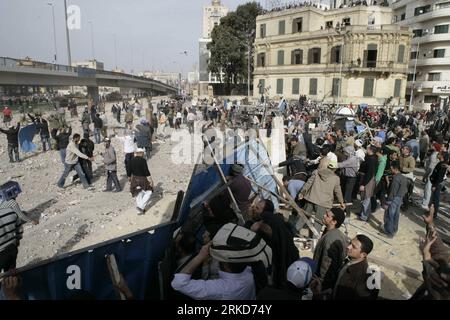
left=207, top=2, right=262, bottom=94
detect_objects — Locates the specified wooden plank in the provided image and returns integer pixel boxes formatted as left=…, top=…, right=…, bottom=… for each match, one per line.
left=105, top=254, right=126, bottom=300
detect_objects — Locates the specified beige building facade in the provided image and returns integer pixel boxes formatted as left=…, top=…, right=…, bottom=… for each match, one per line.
left=391, top=0, right=450, bottom=110
left=253, top=5, right=412, bottom=107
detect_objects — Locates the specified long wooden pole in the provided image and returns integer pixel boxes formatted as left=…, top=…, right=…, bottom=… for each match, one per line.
left=202, top=136, right=245, bottom=225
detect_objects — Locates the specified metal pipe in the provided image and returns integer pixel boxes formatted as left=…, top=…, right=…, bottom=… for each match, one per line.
left=63, top=0, right=72, bottom=67
left=409, top=41, right=419, bottom=112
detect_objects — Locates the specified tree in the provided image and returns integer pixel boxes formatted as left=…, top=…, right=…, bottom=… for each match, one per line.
left=207, top=2, right=262, bottom=95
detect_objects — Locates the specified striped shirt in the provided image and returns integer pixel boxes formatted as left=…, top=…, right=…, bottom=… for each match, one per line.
left=0, top=200, right=28, bottom=253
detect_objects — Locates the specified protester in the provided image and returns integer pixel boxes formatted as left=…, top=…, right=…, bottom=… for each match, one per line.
left=129, top=148, right=153, bottom=214
left=312, top=207, right=347, bottom=292
left=333, top=235, right=379, bottom=300
left=57, top=134, right=93, bottom=189
left=2, top=106, right=12, bottom=127
left=54, top=126, right=72, bottom=165
left=0, top=123, right=20, bottom=163
left=101, top=138, right=122, bottom=192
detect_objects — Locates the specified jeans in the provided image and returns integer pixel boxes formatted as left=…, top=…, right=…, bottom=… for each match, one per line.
left=343, top=176, right=357, bottom=204
left=58, top=163, right=89, bottom=188
left=59, top=148, right=67, bottom=165
left=360, top=198, right=372, bottom=221
left=298, top=201, right=326, bottom=237
left=41, top=134, right=51, bottom=151
left=93, top=128, right=101, bottom=144
left=106, top=170, right=122, bottom=191
left=422, top=180, right=432, bottom=207
left=430, top=183, right=442, bottom=217
left=384, top=196, right=402, bottom=236
left=7, top=144, right=19, bottom=162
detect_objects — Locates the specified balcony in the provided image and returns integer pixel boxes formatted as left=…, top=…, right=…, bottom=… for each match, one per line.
left=412, top=33, right=450, bottom=44
left=416, top=57, right=450, bottom=67
left=406, top=80, right=450, bottom=89
left=398, top=7, right=450, bottom=24
left=345, top=60, right=409, bottom=74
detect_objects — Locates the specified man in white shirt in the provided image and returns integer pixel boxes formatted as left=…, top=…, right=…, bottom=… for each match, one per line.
left=171, top=242, right=256, bottom=300
left=117, top=132, right=136, bottom=180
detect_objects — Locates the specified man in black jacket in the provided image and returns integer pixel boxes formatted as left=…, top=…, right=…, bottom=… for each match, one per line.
left=333, top=234, right=379, bottom=300
left=0, top=123, right=20, bottom=163
left=359, top=145, right=378, bottom=221
left=247, top=199, right=299, bottom=289
left=93, top=113, right=103, bottom=144
left=54, top=126, right=72, bottom=165
left=429, top=152, right=449, bottom=217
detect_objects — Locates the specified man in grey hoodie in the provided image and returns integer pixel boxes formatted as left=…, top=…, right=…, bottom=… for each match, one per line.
left=422, top=143, right=440, bottom=209
left=102, top=138, right=122, bottom=192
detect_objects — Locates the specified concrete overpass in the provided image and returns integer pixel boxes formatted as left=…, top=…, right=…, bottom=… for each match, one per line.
left=0, top=57, right=178, bottom=100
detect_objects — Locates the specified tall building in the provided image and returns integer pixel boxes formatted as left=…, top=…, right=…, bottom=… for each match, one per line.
left=199, top=0, right=229, bottom=95
left=253, top=4, right=411, bottom=107
left=391, top=0, right=450, bottom=110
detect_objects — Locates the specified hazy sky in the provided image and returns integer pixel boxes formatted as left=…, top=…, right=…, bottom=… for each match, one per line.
left=0, top=0, right=277, bottom=75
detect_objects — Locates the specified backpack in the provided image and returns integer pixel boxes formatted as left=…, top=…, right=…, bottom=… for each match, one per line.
left=210, top=223, right=272, bottom=268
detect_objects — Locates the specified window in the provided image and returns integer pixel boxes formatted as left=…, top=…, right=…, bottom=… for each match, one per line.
left=368, top=16, right=375, bottom=25
left=293, top=18, right=303, bottom=33
left=292, top=78, right=300, bottom=94
left=276, top=79, right=284, bottom=94
left=332, top=78, right=340, bottom=97
left=326, top=21, right=333, bottom=29
left=342, top=17, right=351, bottom=26
left=434, top=25, right=449, bottom=34
left=277, top=50, right=285, bottom=65
left=413, top=29, right=423, bottom=37
left=364, top=44, right=377, bottom=68
left=309, top=78, right=317, bottom=95
left=257, top=53, right=266, bottom=67
left=258, top=79, right=265, bottom=95
left=308, top=47, right=321, bottom=64
left=400, top=13, right=406, bottom=20
left=428, top=73, right=441, bottom=81
left=291, top=49, right=303, bottom=65
left=424, top=96, right=438, bottom=103
left=434, top=49, right=445, bottom=58
left=410, top=51, right=418, bottom=59
left=437, top=1, right=450, bottom=9
left=393, top=15, right=398, bottom=23
left=414, top=5, right=431, bottom=16
left=279, top=20, right=285, bottom=35
left=331, top=46, right=342, bottom=64
left=363, top=78, right=374, bottom=97
left=397, top=45, right=405, bottom=63
left=260, top=24, right=266, bottom=38
left=407, top=73, right=417, bottom=81
left=394, top=79, right=402, bottom=98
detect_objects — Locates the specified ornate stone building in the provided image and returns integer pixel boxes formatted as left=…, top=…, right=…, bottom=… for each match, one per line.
left=253, top=4, right=412, bottom=107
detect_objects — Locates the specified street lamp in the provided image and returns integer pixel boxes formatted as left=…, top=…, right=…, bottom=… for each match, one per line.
left=409, top=30, right=428, bottom=111
left=88, top=21, right=95, bottom=60
left=47, top=2, right=57, bottom=64
left=113, top=33, right=118, bottom=70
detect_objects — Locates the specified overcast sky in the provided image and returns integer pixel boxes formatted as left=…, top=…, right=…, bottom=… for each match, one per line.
left=0, top=0, right=281, bottom=75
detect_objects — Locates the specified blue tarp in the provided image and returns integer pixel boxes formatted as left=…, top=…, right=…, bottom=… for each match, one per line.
left=18, top=124, right=38, bottom=153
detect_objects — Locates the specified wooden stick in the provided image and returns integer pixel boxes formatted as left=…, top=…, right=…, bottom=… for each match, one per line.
left=105, top=254, right=126, bottom=300
left=202, top=135, right=245, bottom=225
left=244, top=175, right=323, bottom=225
left=248, top=142, right=321, bottom=238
